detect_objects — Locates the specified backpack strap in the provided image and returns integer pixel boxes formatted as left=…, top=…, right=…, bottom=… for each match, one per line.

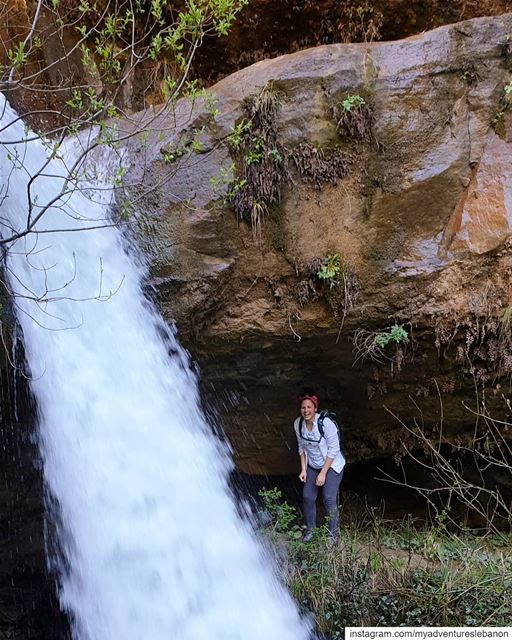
left=317, top=410, right=327, bottom=439
left=299, top=416, right=305, bottom=438
left=299, top=409, right=344, bottom=451
left=317, top=410, right=339, bottom=439
left=299, top=412, right=328, bottom=439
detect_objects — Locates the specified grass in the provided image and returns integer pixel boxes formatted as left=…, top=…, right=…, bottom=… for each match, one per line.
left=258, top=490, right=512, bottom=636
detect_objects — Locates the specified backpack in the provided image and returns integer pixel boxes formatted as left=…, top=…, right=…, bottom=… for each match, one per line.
left=299, top=410, right=344, bottom=450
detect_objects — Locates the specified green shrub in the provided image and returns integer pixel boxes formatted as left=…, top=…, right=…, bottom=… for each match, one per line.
left=258, top=491, right=512, bottom=636
left=340, top=94, right=366, bottom=112
left=373, top=324, right=408, bottom=348
left=334, top=92, right=376, bottom=144
left=258, top=488, right=298, bottom=534
left=317, top=253, right=341, bottom=283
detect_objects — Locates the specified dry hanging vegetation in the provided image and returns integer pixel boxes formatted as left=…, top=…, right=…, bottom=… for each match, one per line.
left=228, top=84, right=289, bottom=240
left=434, top=306, right=512, bottom=384
left=224, top=85, right=363, bottom=239
left=292, top=143, right=353, bottom=190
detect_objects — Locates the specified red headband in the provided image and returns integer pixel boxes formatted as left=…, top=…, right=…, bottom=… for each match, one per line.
left=300, top=394, right=318, bottom=409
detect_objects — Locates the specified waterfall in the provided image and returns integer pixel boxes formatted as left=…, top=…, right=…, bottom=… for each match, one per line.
left=0, top=96, right=310, bottom=640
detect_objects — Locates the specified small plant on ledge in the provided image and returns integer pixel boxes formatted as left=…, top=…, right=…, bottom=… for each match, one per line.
left=373, top=324, right=408, bottom=349
left=334, top=91, right=376, bottom=145
left=353, top=323, right=409, bottom=374
left=492, top=79, right=512, bottom=139
left=340, top=94, right=365, bottom=112
left=316, top=253, right=341, bottom=287
left=313, top=254, right=358, bottom=341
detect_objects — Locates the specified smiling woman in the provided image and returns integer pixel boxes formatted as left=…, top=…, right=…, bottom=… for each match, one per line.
left=294, top=388, right=345, bottom=542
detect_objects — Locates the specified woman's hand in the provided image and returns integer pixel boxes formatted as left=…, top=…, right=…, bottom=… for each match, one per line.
left=299, top=469, right=307, bottom=483
left=315, top=472, right=326, bottom=487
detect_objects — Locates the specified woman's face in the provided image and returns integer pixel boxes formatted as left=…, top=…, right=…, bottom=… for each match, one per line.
left=300, top=399, right=316, bottom=421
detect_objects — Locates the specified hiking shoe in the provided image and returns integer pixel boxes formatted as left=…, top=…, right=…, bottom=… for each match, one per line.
left=302, top=530, right=313, bottom=543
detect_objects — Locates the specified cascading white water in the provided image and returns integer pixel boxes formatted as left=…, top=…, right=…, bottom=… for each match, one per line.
left=0, top=95, right=311, bottom=640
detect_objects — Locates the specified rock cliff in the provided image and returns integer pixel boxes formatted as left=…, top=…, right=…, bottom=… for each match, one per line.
left=118, top=14, right=512, bottom=475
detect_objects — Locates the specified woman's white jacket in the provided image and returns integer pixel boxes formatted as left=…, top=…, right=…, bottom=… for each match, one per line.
left=293, top=413, right=345, bottom=474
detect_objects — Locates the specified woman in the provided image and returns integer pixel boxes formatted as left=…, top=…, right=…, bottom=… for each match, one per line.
left=293, top=391, right=345, bottom=542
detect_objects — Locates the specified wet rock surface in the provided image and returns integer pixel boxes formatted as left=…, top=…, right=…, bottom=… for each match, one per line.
left=0, top=340, right=69, bottom=639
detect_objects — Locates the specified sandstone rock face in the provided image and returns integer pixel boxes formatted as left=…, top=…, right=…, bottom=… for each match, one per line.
left=119, top=15, right=512, bottom=475
left=443, top=130, right=512, bottom=255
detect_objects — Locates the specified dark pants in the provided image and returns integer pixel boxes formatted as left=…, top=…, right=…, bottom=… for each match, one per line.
left=303, top=466, right=343, bottom=538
